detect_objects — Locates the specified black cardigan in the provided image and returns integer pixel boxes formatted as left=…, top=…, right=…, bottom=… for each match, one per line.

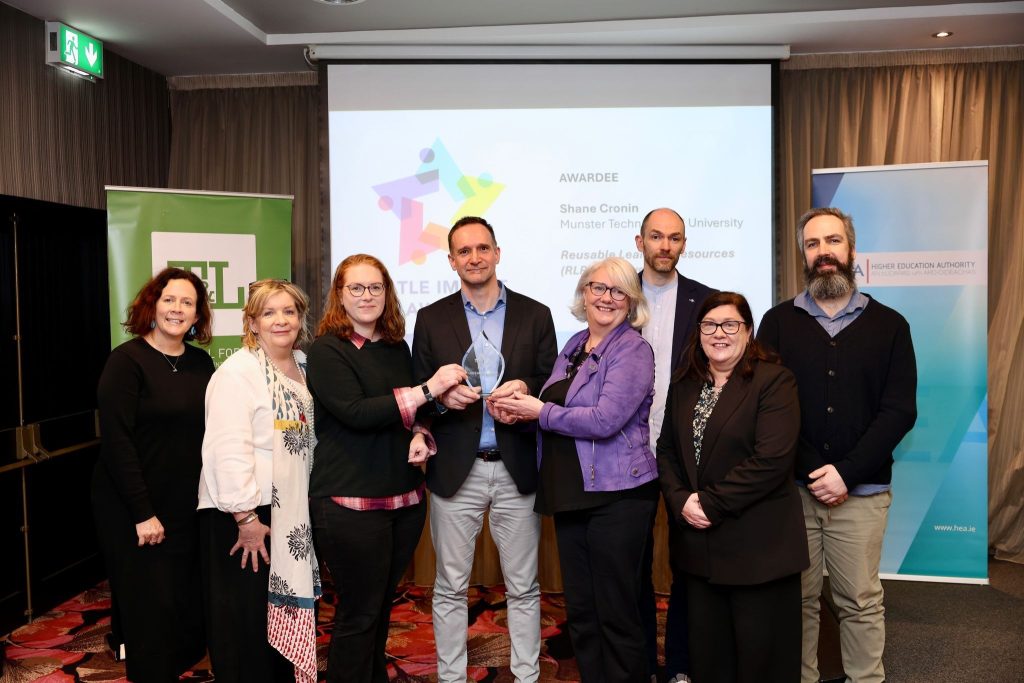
left=756, top=294, right=917, bottom=489
left=307, top=335, right=424, bottom=498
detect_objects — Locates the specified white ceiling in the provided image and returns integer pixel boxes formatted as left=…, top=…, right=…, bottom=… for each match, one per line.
left=7, top=0, right=1024, bottom=76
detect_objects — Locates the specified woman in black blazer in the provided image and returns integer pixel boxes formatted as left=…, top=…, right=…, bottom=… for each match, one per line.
left=657, top=291, right=808, bottom=683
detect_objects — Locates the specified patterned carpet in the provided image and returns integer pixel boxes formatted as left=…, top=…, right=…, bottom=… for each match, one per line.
left=3, top=582, right=660, bottom=681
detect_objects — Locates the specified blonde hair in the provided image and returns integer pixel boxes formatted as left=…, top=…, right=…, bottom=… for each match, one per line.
left=569, top=257, right=650, bottom=329
left=241, top=279, right=313, bottom=349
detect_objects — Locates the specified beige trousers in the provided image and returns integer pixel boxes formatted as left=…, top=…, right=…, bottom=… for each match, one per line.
left=800, top=487, right=892, bottom=683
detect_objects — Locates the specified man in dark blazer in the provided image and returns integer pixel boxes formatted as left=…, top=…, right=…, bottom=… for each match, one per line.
left=635, top=207, right=715, bottom=683
left=412, top=216, right=557, bottom=683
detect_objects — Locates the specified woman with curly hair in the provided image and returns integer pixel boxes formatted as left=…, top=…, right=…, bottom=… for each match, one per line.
left=93, top=267, right=214, bottom=682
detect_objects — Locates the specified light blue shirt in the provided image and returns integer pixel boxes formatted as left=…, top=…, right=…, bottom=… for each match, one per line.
left=794, top=288, right=888, bottom=496
left=794, top=289, right=869, bottom=338
left=641, top=274, right=678, bottom=451
left=461, top=283, right=507, bottom=450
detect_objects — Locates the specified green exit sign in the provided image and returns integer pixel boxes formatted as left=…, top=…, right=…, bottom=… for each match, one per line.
left=45, top=22, right=104, bottom=80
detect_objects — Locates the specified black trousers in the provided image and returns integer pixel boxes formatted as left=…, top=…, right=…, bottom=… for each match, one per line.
left=685, top=572, right=802, bottom=683
left=199, top=506, right=294, bottom=683
left=555, top=497, right=656, bottom=683
left=94, top=509, right=204, bottom=682
left=639, top=502, right=690, bottom=679
left=310, top=497, right=426, bottom=683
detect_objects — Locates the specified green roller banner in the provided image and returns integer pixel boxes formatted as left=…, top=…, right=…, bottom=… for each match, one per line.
left=105, top=187, right=293, bottom=366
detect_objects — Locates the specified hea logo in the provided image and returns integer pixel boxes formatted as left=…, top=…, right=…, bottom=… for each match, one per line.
left=151, top=232, right=256, bottom=337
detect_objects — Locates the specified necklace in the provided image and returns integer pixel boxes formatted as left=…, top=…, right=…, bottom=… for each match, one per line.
left=565, top=341, right=590, bottom=379
left=144, top=333, right=184, bottom=373
left=265, top=349, right=304, bottom=385
left=160, top=351, right=182, bottom=373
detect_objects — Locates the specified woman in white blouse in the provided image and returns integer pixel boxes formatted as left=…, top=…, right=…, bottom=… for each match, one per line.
left=198, top=279, right=320, bottom=683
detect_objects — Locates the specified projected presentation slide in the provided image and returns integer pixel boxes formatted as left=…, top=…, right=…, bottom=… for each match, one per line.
left=328, top=64, right=773, bottom=342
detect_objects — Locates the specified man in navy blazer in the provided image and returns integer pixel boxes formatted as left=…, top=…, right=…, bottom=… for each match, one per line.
left=635, top=207, right=715, bottom=683
left=412, top=216, right=557, bottom=683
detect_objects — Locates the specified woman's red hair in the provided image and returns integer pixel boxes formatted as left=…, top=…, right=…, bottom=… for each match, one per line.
left=317, top=254, right=406, bottom=343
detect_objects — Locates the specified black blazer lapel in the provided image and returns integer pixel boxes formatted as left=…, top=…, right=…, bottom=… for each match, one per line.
left=671, top=274, right=702, bottom=371
left=443, top=293, right=473, bottom=353
left=676, top=379, right=702, bottom=490
left=696, top=378, right=750, bottom=481
left=499, top=289, right=523, bottom=358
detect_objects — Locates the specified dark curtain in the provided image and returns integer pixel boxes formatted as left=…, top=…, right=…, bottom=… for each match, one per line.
left=779, top=47, right=1024, bottom=562
left=167, top=76, right=324, bottom=324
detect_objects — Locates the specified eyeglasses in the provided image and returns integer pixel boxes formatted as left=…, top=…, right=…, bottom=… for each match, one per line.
left=585, top=282, right=628, bottom=301
left=344, top=282, right=385, bottom=297
left=699, top=320, right=746, bottom=335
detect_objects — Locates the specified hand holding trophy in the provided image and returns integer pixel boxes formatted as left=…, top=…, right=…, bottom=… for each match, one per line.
left=462, top=330, right=505, bottom=397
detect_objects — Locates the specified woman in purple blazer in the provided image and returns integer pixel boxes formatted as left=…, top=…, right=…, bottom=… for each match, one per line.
left=492, top=256, right=657, bottom=683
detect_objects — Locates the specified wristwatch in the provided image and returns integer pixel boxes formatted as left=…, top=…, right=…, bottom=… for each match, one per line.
left=420, top=383, right=434, bottom=402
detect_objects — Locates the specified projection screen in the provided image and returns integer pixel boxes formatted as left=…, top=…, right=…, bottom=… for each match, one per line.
left=327, top=62, right=774, bottom=343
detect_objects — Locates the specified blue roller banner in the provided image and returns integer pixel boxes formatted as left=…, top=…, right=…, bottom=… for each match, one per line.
left=811, top=162, right=988, bottom=583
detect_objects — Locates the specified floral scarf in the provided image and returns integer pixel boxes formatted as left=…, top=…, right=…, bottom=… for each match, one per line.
left=259, top=347, right=321, bottom=683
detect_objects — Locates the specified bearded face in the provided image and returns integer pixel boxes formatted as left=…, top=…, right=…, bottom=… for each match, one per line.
left=804, top=252, right=856, bottom=301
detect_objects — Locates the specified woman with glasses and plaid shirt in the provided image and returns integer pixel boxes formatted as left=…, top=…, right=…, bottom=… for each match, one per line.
left=306, top=254, right=465, bottom=683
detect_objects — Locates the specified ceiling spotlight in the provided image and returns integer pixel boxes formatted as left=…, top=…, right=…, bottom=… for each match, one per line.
left=932, top=31, right=953, bottom=38
left=312, top=0, right=367, bottom=5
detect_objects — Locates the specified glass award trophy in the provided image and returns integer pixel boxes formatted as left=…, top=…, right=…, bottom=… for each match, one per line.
left=462, top=331, right=505, bottom=397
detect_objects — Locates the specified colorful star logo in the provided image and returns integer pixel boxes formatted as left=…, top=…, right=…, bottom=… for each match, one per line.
left=373, top=139, right=505, bottom=265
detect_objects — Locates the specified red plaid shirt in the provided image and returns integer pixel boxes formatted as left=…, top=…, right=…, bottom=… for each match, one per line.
left=331, top=333, right=434, bottom=511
